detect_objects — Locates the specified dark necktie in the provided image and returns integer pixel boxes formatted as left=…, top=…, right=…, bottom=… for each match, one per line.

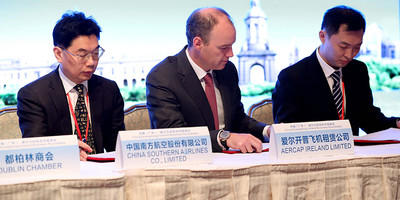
left=203, top=73, right=219, bottom=129
left=74, top=84, right=96, bottom=154
left=331, top=71, right=343, bottom=119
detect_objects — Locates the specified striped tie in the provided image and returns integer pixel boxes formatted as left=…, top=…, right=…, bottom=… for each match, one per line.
left=331, top=71, right=343, bottom=119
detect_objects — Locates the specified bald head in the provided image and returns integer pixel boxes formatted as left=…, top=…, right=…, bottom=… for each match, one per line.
left=186, top=7, right=234, bottom=47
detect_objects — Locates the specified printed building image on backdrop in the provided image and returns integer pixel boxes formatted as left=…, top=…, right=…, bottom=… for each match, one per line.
left=0, top=0, right=399, bottom=118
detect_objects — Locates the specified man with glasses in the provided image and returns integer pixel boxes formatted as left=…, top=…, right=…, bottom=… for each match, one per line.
left=17, top=11, right=125, bottom=161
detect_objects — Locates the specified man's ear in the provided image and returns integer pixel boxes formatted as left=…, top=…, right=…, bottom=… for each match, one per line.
left=319, top=30, right=327, bottom=44
left=193, top=36, right=203, bottom=50
left=53, top=46, right=63, bottom=63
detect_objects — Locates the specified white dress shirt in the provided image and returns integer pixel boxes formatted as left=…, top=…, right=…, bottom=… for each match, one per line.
left=316, top=47, right=346, bottom=114
left=58, top=66, right=91, bottom=134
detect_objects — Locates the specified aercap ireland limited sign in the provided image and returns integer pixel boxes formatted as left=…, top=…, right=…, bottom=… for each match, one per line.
left=270, top=120, right=354, bottom=159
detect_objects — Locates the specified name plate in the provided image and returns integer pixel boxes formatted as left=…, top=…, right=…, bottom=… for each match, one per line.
left=270, top=120, right=354, bottom=159
left=115, top=126, right=212, bottom=169
left=0, top=135, right=79, bottom=179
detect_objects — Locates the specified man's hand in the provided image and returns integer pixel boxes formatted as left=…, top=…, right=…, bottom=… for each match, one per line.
left=226, top=133, right=262, bottom=153
left=267, top=125, right=272, bottom=137
left=397, top=119, right=400, bottom=128
left=78, top=140, right=92, bottom=161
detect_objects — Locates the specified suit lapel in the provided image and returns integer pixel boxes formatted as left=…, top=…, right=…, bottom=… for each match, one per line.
left=48, top=69, right=73, bottom=134
left=177, top=47, right=216, bottom=130
left=308, top=51, right=341, bottom=118
left=214, top=69, right=232, bottom=129
left=88, top=75, right=103, bottom=135
left=342, top=64, right=354, bottom=120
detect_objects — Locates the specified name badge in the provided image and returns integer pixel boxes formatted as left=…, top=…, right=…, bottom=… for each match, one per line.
left=115, top=126, right=212, bottom=169
left=0, top=135, right=79, bottom=179
left=270, top=120, right=354, bottom=159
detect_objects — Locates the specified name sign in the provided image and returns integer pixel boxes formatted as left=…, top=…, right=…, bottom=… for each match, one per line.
left=0, top=135, right=79, bottom=179
left=270, top=120, right=354, bottom=159
left=115, top=126, right=212, bottom=169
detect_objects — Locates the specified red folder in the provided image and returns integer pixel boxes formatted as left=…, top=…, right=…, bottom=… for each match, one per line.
left=87, top=156, right=115, bottom=162
left=87, top=152, right=116, bottom=162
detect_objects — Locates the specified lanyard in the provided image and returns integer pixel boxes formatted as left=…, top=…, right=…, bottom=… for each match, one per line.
left=338, top=82, right=345, bottom=120
left=67, top=92, right=90, bottom=142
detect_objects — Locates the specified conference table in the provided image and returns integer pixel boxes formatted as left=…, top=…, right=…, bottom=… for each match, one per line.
left=119, top=143, right=400, bottom=200
left=0, top=161, right=126, bottom=200
left=1, top=128, right=400, bottom=200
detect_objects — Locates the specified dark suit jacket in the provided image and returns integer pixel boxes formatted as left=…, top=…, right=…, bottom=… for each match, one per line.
left=146, top=46, right=266, bottom=152
left=17, top=67, right=125, bottom=153
left=272, top=50, right=398, bottom=135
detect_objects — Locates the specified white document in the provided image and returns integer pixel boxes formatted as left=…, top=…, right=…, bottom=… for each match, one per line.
left=354, top=128, right=400, bottom=141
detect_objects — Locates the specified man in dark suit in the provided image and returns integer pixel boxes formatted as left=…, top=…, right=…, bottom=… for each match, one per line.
left=146, top=7, right=269, bottom=153
left=272, top=5, right=400, bottom=135
left=17, top=11, right=125, bottom=161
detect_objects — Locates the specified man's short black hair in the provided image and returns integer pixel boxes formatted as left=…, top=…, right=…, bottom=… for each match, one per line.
left=321, top=5, right=365, bottom=37
left=53, top=11, right=101, bottom=48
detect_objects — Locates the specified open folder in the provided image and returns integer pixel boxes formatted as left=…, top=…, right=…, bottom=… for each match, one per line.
left=353, top=128, right=400, bottom=145
left=87, top=152, right=115, bottom=162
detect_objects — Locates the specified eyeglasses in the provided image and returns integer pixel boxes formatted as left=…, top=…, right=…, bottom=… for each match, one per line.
left=61, top=46, right=105, bottom=63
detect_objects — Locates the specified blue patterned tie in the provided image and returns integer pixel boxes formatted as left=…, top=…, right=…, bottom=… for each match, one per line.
left=331, top=71, right=343, bottom=119
left=74, top=84, right=96, bottom=154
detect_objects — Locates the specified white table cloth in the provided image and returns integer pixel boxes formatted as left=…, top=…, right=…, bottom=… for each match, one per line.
left=0, top=161, right=125, bottom=200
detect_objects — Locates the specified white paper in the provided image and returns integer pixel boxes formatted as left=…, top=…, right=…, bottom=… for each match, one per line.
left=353, top=128, right=400, bottom=141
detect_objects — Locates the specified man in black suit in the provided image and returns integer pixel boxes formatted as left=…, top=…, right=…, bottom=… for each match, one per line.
left=146, top=7, right=269, bottom=153
left=17, top=11, right=125, bottom=160
left=272, top=5, right=400, bottom=135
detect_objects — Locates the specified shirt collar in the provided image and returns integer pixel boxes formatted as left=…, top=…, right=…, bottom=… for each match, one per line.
left=58, top=65, right=88, bottom=94
left=316, top=47, right=341, bottom=78
left=185, top=47, right=213, bottom=80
